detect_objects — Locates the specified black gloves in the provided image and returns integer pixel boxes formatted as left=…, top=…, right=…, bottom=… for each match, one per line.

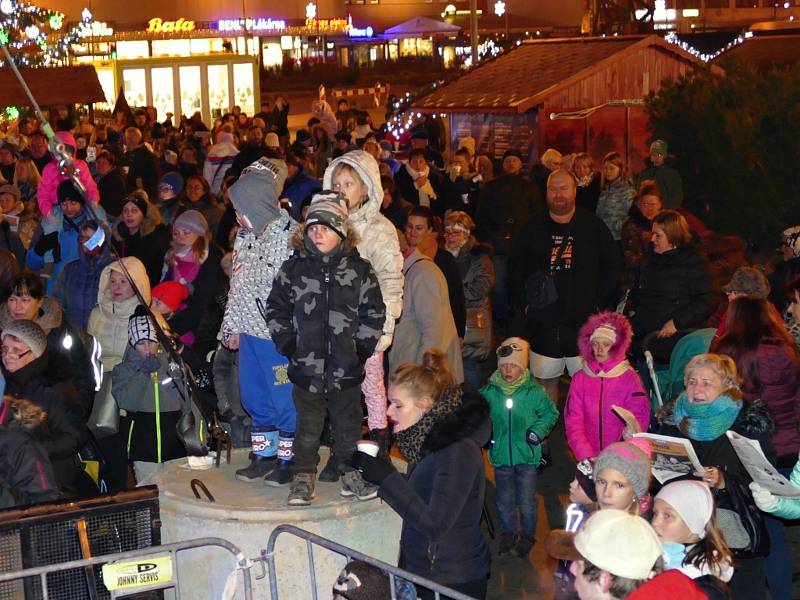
left=34, top=232, right=61, bottom=262
left=526, top=427, right=541, bottom=447
left=350, top=451, right=395, bottom=485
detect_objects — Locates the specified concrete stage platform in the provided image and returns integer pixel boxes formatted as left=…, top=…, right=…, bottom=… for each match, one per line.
left=149, top=448, right=403, bottom=599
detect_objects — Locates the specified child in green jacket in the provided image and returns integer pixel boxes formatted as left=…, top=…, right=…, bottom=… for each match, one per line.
left=480, top=337, right=559, bottom=558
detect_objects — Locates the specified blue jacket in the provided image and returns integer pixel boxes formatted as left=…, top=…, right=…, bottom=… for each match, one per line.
left=283, top=166, right=321, bottom=221
left=53, top=241, right=114, bottom=331
left=27, top=205, right=108, bottom=295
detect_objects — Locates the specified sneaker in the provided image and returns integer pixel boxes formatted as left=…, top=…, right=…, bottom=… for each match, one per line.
left=514, top=534, right=535, bottom=558
left=318, top=453, right=340, bottom=482
left=288, top=473, right=315, bottom=506
left=235, top=454, right=276, bottom=482
left=264, top=460, right=293, bottom=487
left=498, top=533, right=516, bottom=556
left=340, top=470, right=379, bottom=501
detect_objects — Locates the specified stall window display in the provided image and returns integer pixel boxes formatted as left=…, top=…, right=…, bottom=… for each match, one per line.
left=179, top=65, right=202, bottom=117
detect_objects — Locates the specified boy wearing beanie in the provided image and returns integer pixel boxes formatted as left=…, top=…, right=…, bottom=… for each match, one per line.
left=224, top=157, right=298, bottom=487
left=266, top=191, right=385, bottom=506
left=111, top=307, right=187, bottom=484
left=480, top=336, right=559, bottom=557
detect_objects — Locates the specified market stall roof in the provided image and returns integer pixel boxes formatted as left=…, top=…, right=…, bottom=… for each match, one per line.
left=413, top=35, right=711, bottom=114
left=382, top=17, right=461, bottom=38
left=712, top=33, right=800, bottom=70
left=0, top=65, right=106, bottom=106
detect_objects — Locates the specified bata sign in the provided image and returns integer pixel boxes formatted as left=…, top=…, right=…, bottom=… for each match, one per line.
left=146, top=18, right=196, bottom=33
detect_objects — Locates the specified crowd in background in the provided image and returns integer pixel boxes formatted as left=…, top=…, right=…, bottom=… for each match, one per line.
left=0, top=96, right=798, bottom=600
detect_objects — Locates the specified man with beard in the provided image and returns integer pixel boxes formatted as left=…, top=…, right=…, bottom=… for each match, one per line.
left=511, top=169, right=621, bottom=404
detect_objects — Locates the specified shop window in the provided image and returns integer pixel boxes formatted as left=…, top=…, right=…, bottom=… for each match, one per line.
left=122, top=68, right=147, bottom=108
left=151, top=67, right=175, bottom=121
left=208, top=65, right=231, bottom=118
left=233, top=63, right=255, bottom=115
left=190, top=39, right=214, bottom=55
left=152, top=39, right=191, bottom=57
left=262, top=43, right=283, bottom=67
left=117, top=41, right=149, bottom=59
left=179, top=66, right=202, bottom=118
left=96, top=68, right=115, bottom=108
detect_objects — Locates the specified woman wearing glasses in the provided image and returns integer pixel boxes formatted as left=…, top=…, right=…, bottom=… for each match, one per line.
left=0, top=319, right=93, bottom=499
left=442, top=211, right=494, bottom=391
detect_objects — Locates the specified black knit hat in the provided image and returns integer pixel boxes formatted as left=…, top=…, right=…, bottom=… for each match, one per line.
left=332, top=560, right=390, bottom=600
left=128, top=305, right=157, bottom=347
left=123, top=193, right=149, bottom=217
left=56, top=180, right=85, bottom=205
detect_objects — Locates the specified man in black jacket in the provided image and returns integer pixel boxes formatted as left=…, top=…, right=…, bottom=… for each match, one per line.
left=228, top=124, right=276, bottom=179
left=511, top=169, right=621, bottom=403
left=476, top=149, right=542, bottom=326
left=122, top=127, right=159, bottom=202
left=94, top=150, right=127, bottom=220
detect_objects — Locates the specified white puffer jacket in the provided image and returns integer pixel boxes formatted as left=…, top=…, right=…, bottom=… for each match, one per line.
left=323, top=150, right=403, bottom=351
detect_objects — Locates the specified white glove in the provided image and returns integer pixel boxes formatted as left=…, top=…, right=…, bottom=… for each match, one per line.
left=749, top=482, right=778, bottom=513
left=374, top=334, right=393, bottom=354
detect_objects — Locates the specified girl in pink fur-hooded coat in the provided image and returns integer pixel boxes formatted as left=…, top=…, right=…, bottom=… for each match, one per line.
left=565, top=311, right=650, bottom=461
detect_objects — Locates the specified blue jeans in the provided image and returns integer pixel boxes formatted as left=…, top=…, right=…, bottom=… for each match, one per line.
left=491, top=255, right=510, bottom=321
left=765, top=466, right=793, bottom=600
left=494, top=464, right=538, bottom=536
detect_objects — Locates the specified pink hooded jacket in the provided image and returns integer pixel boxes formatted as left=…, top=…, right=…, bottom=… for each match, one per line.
left=565, top=312, right=650, bottom=461
left=37, top=131, right=100, bottom=216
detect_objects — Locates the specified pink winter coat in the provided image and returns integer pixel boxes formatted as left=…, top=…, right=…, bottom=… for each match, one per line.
left=565, top=312, right=650, bottom=461
left=37, top=132, right=100, bottom=216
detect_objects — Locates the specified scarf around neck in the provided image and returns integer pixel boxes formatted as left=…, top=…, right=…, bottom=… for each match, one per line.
left=673, top=392, right=742, bottom=441
left=396, top=386, right=461, bottom=465
left=406, top=163, right=436, bottom=207
left=489, top=368, right=531, bottom=397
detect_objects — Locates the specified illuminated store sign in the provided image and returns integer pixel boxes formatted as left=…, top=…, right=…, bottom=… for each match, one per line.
left=347, top=26, right=374, bottom=37
left=147, top=18, right=196, bottom=33
left=218, top=18, right=287, bottom=33
left=305, top=17, right=349, bottom=32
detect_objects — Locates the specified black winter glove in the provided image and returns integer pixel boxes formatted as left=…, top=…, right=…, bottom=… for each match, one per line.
left=130, top=352, right=160, bottom=374
left=350, top=450, right=395, bottom=485
left=34, top=232, right=61, bottom=262
left=526, top=427, right=541, bottom=447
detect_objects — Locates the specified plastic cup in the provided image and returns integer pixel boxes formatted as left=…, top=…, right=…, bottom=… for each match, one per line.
left=357, top=440, right=379, bottom=457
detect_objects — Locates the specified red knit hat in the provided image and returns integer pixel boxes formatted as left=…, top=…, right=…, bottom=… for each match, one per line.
left=152, top=281, right=189, bottom=312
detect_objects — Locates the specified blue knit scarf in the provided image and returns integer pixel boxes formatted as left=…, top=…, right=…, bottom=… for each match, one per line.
left=673, top=392, right=742, bottom=442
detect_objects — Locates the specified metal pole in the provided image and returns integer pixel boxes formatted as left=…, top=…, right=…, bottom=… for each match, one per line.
left=470, top=0, right=478, bottom=65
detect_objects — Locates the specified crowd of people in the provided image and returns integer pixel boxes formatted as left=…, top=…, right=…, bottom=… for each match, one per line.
left=0, top=100, right=799, bottom=600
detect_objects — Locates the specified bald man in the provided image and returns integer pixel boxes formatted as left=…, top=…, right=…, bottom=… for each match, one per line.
left=511, top=169, right=622, bottom=404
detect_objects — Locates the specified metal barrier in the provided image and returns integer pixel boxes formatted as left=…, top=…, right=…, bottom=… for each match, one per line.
left=262, top=524, right=477, bottom=600
left=0, top=537, right=253, bottom=600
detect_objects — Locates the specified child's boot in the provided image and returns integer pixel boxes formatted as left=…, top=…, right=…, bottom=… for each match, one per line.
left=287, top=472, right=316, bottom=506
left=264, top=432, right=294, bottom=487
left=319, top=430, right=339, bottom=482
left=235, top=430, right=277, bottom=482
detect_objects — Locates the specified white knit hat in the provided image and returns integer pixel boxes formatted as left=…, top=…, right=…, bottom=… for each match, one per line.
left=655, top=480, right=714, bottom=539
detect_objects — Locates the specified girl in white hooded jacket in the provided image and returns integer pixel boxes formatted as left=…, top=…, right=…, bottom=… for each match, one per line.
left=323, top=151, right=403, bottom=469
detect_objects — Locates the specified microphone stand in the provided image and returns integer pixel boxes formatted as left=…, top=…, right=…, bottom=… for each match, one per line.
left=1, top=41, right=231, bottom=458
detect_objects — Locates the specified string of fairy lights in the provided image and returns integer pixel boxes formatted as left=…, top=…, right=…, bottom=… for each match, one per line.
left=0, top=0, right=92, bottom=67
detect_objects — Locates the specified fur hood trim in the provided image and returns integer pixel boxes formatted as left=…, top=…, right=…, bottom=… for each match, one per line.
left=289, top=223, right=360, bottom=254
left=422, top=390, right=490, bottom=455
left=4, top=397, right=46, bottom=429
left=113, top=203, right=164, bottom=240
left=578, top=311, right=633, bottom=369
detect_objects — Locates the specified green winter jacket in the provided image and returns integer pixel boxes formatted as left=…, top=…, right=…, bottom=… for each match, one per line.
left=481, top=374, right=559, bottom=467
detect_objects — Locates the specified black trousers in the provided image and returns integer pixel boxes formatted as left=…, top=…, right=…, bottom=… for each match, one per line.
left=292, top=384, right=362, bottom=474
left=417, top=578, right=488, bottom=600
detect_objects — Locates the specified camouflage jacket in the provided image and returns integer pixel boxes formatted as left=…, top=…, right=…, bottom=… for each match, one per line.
left=265, top=229, right=385, bottom=394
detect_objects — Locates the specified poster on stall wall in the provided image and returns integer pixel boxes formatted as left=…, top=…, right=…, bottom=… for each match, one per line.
left=450, top=111, right=538, bottom=170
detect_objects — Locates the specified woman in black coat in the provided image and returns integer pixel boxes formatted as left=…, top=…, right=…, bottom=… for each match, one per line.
left=627, top=209, right=714, bottom=362
left=112, top=193, right=171, bottom=287
left=1, top=320, right=95, bottom=499
left=352, top=349, right=491, bottom=599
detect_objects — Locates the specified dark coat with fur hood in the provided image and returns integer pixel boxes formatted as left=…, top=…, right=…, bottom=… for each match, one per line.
left=378, top=391, right=491, bottom=585
left=0, top=398, right=61, bottom=508
left=266, top=226, right=385, bottom=393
